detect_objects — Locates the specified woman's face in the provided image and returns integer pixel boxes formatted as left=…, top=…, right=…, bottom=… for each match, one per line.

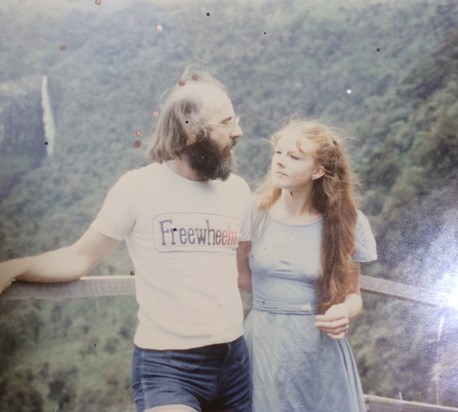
left=271, top=130, right=322, bottom=191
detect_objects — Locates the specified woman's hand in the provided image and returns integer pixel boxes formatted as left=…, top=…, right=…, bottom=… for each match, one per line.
left=315, top=303, right=351, bottom=340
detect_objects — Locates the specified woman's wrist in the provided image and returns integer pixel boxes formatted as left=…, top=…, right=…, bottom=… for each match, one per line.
left=343, top=293, right=362, bottom=319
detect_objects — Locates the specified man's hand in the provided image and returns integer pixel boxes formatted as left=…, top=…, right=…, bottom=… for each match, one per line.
left=0, top=259, right=24, bottom=295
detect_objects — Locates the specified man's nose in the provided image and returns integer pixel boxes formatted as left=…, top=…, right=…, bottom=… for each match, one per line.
left=230, top=124, right=243, bottom=140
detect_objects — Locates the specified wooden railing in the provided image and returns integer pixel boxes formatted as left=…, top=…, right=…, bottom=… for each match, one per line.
left=1, top=274, right=457, bottom=411
left=364, top=395, right=458, bottom=412
left=2, top=274, right=456, bottom=309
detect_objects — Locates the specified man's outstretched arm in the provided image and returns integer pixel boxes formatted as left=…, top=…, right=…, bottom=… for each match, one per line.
left=0, top=228, right=120, bottom=294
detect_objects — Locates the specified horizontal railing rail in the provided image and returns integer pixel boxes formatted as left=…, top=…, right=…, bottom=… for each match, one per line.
left=364, top=395, right=458, bottom=411
left=2, top=275, right=457, bottom=311
left=1, top=274, right=136, bottom=300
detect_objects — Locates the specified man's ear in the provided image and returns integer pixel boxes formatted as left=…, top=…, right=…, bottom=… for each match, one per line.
left=186, top=123, right=206, bottom=144
left=311, top=165, right=325, bottom=180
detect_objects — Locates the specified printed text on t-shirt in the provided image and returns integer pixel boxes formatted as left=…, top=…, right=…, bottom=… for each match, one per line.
left=153, top=213, right=240, bottom=252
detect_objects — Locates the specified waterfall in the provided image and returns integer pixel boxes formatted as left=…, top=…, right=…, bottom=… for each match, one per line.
left=41, top=75, right=56, bottom=156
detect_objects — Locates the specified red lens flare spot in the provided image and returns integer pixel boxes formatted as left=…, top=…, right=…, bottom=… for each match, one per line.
left=134, top=140, right=142, bottom=148
left=135, top=130, right=143, bottom=137
left=152, top=111, right=159, bottom=118
left=59, top=43, right=67, bottom=51
left=156, top=24, right=164, bottom=32
left=178, top=79, right=186, bottom=87
left=95, top=0, right=102, bottom=5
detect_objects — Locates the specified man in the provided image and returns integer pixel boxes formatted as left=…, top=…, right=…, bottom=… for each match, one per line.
left=0, top=70, right=252, bottom=412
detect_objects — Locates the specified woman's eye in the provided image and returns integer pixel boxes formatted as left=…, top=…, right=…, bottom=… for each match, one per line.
left=289, top=154, right=300, bottom=160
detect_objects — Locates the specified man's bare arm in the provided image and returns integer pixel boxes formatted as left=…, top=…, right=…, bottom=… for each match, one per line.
left=0, top=228, right=120, bottom=294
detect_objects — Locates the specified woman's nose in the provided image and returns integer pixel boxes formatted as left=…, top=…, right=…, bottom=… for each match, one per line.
left=275, top=156, right=285, bottom=167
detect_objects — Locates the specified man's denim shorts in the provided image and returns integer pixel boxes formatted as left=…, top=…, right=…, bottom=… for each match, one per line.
left=131, top=336, right=251, bottom=412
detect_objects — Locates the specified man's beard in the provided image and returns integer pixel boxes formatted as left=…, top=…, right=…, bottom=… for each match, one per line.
left=186, top=135, right=233, bottom=181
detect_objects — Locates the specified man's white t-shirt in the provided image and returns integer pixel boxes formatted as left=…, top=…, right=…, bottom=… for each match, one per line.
left=91, top=163, right=251, bottom=350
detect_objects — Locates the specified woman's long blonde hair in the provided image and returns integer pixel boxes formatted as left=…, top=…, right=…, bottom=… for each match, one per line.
left=255, top=119, right=359, bottom=313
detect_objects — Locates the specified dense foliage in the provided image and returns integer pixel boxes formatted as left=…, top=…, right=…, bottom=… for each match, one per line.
left=0, top=0, right=457, bottom=410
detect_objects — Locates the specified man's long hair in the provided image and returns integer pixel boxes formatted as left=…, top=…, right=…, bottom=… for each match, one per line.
left=255, top=119, right=359, bottom=314
left=146, top=69, right=227, bottom=162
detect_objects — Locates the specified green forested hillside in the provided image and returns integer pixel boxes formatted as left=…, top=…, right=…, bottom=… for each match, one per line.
left=358, top=26, right=458, bottom=288
left=349, top=25, right=458, bottom=404
left=0, top=0, right=457, bottom=410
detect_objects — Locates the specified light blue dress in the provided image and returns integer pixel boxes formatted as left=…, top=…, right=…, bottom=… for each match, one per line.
left=244, top=210, right=377, bottom=412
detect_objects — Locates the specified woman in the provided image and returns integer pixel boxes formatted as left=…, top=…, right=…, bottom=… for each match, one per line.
left=238, top=119, right=377, bottom=411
